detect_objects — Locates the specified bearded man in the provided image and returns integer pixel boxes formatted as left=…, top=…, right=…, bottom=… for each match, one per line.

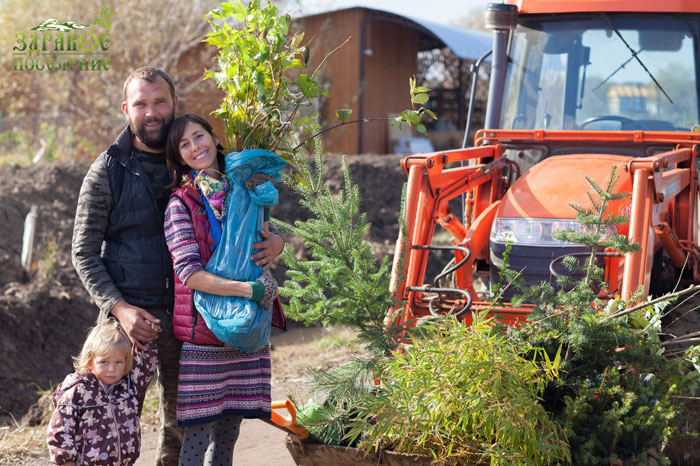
left=71, top=66, right=284, bottom=465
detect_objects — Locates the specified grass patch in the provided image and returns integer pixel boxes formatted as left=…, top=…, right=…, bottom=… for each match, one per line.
left=0, top=386, right=52, bottom=460
left=140, top=379, right=160, bottom=427
left=312, top=327, right=360, bottom=351
left=0, top=424, right=47, bottom=464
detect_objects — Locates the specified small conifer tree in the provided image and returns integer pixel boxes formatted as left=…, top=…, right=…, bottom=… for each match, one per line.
left=275, top=145, right=400, bottom=353
left=273, top=141, right=408, bottom=445
left=507, top=167, right=699, bottom=465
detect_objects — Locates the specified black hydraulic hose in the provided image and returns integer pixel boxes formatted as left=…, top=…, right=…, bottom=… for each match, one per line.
left=462, top=49, right=493, bottom=149
left=407, top=244, right=474, bottom=318
left=411, top=244, right=471, bottom=284
left=407, top=285, right=473, bottom=319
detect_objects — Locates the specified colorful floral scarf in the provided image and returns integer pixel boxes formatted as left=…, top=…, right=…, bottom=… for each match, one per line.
left=193, top=170, right=229, bottom=220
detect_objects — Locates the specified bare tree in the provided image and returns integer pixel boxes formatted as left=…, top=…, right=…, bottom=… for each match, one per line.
left=0, top=0, right=221, bottom=161
left=450, top=6, right=488, bottom=31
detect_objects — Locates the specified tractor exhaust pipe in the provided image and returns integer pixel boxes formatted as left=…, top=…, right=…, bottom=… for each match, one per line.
left=483, top=3, right=518, bottom=130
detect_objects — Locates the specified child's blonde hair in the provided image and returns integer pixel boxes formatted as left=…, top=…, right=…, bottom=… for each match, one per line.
left=74, top=318, right=133, bottom=373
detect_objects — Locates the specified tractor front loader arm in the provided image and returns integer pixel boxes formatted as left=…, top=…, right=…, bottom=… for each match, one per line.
left=621, top=145, right=700, bottom=300
left=386, top=145, right=515, bottom=329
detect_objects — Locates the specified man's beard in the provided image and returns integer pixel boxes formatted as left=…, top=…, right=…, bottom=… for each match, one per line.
left=132, top=113, right=173, bottom=150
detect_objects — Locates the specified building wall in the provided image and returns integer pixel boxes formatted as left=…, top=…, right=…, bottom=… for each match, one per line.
left=297, top=9, right=420, bottom=154
left=296, top=10, right=363, bottom=154
left=172, top=42, right=226, bottom=146
left=360, top=18, right=418, bottom=154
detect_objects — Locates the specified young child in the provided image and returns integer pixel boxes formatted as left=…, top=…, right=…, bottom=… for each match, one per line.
left=46, top=318, right=157, bottom=465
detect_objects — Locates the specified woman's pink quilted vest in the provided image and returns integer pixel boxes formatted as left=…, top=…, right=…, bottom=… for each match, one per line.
left=171, top=186, right=222, bottom=345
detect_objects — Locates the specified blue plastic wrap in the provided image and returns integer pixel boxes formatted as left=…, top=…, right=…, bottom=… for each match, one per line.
left=193, top=149, right=286, bottom=352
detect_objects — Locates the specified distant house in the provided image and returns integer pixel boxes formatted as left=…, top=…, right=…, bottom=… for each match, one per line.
left=607, top=84, right=659, bottom=116
left=293, top=7, right=491, bottom=154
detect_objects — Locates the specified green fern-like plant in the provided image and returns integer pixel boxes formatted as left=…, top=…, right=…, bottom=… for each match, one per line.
left=347, top=315, right=570, bottom=466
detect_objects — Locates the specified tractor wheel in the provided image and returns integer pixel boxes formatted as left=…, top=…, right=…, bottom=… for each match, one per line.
left=649, top=249, right=678, bottom=297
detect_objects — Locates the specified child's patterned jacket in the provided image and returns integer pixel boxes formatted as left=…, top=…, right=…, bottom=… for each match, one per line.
left=46, top=343, right=157, bottom=465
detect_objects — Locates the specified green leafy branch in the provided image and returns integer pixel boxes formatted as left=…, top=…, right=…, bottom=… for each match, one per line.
left=205, top=1, right=437, bottom=163
left=392, top=75, right=437, bottom=136
left=204, top=0, right=330, bottom=158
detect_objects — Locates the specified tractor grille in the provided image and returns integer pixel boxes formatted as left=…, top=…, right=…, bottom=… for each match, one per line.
left=489, top=242, right=595, bottom=300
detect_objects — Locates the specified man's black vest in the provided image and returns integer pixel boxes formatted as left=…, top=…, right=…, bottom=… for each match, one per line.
left=101, top=127, right=174, bottom=309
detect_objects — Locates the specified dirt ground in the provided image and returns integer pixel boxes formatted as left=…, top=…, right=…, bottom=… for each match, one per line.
left=3, top=156, right=700, bottom=464
left=0, top=154, right=404, bottom=463
left=136, top=325, right=365, bottom=466
left=0, top=324, right=365, bottom=465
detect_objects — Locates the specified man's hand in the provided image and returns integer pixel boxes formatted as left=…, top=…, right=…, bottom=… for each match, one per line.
left=110, top=300, right=161, bottom=350
left=252, top=229, right=284, bottom=270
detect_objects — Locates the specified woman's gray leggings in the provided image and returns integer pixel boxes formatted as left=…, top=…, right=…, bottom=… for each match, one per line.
left=178, top=415, right=244, bottom=466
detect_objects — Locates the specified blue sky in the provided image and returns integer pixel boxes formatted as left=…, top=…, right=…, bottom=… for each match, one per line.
left=290, top=0, right=494, bottom=26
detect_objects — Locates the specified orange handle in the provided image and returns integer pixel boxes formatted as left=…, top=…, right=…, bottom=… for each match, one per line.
left=270, top=399, right=309, bottom=438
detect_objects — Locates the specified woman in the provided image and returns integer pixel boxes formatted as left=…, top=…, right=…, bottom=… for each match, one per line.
left=163, top=114, right=277, bottom=465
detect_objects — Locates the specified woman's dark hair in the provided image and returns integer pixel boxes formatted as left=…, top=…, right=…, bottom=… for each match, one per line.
left=165, top=114, right=225, bottom=190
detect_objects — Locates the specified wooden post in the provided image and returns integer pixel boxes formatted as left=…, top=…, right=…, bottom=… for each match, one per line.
left=21, top=205, right=38, bottom=273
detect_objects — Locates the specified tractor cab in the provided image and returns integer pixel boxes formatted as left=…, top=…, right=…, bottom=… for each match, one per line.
left=484, top=2, right=700, bottom=299
left=502, top=13, right=698, bottom=135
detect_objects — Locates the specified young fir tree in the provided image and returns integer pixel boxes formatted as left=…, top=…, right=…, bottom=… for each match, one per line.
left=275, top=146, right=400, bottom=352
left=506, top=167, right=699, bottom=465
left=273, top=141, right=408, bottom=444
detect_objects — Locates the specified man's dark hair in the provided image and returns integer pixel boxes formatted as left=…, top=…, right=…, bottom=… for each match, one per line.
left=122, top=66, right=176, bottom=101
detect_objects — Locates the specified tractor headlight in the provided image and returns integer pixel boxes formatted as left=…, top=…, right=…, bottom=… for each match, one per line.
left=490, top=218, right=617, bottom=246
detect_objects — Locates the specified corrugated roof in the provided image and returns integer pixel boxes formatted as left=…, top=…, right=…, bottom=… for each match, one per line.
left=295, top=6, right=493, bottom=61
left=405, top=14, right=492, bottom=60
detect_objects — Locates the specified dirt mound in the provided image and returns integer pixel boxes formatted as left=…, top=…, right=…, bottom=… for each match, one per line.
left=278, top=154, right=405, bottom=253
left=0, top=162, right=87, bottom=286
left=0, top=161, right=97, bottom=418
left=0, top=154, right=407, bottom=419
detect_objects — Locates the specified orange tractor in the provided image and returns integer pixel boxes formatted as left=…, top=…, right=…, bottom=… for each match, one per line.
left=387, top=0, right=700, bottom=327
